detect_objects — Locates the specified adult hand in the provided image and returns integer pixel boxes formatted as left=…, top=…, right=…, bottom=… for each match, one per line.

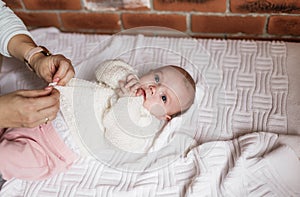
left=0, top=87, right=60, bottom=128
left=31, top=53, right=75, bottom=86
left=7, top=35, right=75, bottom=85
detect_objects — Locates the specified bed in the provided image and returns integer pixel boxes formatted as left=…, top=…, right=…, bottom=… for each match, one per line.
left=0, top=27, right=299, bottom=196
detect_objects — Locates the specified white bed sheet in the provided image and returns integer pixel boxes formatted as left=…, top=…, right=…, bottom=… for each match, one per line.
left=286, top=42, right=300, bottom=134
left=0, top=27, right=299, bottom=196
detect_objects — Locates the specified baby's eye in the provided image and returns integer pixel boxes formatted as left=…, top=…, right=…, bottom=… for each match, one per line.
left=154, top=74, right=160, bottom=83
left=161, top=95, right=167, bottom=103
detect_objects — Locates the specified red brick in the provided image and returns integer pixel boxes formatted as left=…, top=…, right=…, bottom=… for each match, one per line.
left=192, top=34, right=300, bottom=42
left=60, top=13, right=120, bottom=32
left=2, top=0, right=22, bottom=9
left=15, top=12, right=60, bottom=28
left=231, top=0, right=300, bottom=14
left=121, top=6, right=150, bottom=11
left=191, top=15, right=266, bottom=34
left=153, top=0, right=226, bottom=12
left=122, top=13, right=187, bottom=32
left=23, top=0, right=82, bottom=10
left=268, top=16, right=300, bottom=36
left=85, top=0, right=150, bottom=10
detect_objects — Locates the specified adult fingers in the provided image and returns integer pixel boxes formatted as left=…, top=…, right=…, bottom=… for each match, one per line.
left=42, top=71, right=53, bottom=83
left=30, top=88, right=60, bottom=112
left=0, top=89, right=59, bottom=128
left=17, top=88, right=53, bottom=98
left=24, top=105, right=58, bottom=127
left=56, top=67, right=75, bottom=86
left=32, top=89, right=60, bottom=126
left=52, top=56, right=74, bottom=85
left=16, top=100, right=58, bottom=128
left=29, top=55, right=51, bottom=82
left=32, top=104, right=59, bottom=126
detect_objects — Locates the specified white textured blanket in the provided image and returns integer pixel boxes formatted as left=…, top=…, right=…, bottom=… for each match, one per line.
left=0, top=28, right=299, bottom=196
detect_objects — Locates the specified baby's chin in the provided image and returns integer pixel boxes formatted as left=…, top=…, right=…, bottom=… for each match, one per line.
left=142, top=102, right=167, bottom=120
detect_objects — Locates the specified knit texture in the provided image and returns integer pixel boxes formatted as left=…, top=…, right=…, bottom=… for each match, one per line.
left=57, top=60, right=162, bottom=154
left=95, top=59, right=138, bottom=89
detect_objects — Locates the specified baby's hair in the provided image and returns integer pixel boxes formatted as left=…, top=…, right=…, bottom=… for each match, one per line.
left=170, top=65, right=196, bottom=91
left=168, top=65, right=196, bottom=119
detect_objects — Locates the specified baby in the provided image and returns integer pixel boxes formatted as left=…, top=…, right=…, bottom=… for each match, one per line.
left=0, top=60, right=196, bottom=181
left=57, top=60, right=196, bottom=153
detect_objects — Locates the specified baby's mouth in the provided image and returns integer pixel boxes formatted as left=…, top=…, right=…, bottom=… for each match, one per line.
left=137, top=88, right=146, bottom=100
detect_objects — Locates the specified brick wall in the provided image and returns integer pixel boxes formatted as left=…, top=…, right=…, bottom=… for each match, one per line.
left=4, top=0, right=300, bottom=41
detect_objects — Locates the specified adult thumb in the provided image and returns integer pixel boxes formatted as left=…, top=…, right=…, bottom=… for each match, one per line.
left=18, top=88, right=53, bottom=98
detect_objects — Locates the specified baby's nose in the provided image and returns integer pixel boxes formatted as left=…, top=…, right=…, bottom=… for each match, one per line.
left=149, top=85, right=156, bottom=95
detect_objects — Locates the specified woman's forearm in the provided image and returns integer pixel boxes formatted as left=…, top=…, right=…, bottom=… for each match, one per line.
left=0, top=0, right=33, bottom=57
left=7, top=34, right=36, bottom=62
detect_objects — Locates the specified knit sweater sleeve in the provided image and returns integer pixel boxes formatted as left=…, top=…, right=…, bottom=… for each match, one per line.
left=95, top=60, right=138, bottom=89
left=0, top=0, right=32, bottom=57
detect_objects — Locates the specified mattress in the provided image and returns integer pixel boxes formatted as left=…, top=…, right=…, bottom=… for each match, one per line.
left=0, top=27, right=299, bottom=196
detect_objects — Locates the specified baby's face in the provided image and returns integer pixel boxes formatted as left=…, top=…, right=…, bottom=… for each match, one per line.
left=139, top=66, right=195, bottom=120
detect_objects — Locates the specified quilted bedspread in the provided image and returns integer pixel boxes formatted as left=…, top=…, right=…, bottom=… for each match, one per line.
left=0, top=27, right=299, bottom=196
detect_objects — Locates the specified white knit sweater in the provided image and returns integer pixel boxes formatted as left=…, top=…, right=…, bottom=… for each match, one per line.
left=0, top=0, right=32, bottom=57
left=57, top=60, right=163, bottom=154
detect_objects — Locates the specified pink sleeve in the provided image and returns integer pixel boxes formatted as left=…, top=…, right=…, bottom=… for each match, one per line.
left=0, top=124, right=78, bottom=180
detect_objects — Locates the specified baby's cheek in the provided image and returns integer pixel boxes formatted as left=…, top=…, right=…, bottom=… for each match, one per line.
left=143, top=101, right=166, bottom=118
left=143, top=100, right=150, bottom=111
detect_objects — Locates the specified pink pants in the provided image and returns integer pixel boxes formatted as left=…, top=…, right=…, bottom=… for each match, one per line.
left=0, top=123, right=78, bottom=180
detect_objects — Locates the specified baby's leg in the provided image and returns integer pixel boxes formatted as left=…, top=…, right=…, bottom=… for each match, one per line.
left=0, top=127, right=53, bottom=180
left=0, top=125, right=77, bottom=180
left=277, top=134, right=300, bottom=159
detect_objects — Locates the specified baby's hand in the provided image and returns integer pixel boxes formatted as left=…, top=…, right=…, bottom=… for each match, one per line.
left=116, top=74, right=140, bottom=97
